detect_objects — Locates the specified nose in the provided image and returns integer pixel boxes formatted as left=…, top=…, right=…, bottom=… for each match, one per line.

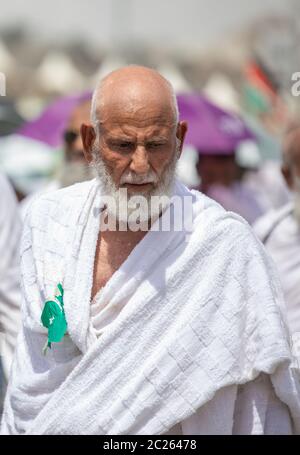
left=129, top=145, right=150, bottom=175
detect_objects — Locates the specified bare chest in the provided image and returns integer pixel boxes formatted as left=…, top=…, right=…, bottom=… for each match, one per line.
left=91, top=231, right=147, bottom=300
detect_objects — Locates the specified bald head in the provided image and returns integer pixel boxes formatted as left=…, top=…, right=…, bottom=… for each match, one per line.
left=91, top=66, right=179, bottom=128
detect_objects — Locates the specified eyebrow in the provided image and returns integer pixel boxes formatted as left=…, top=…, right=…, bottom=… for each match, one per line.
left=106, top=137, right=135, bottom=142
left=146, top=136, right=168, bottom=142
left=106, top=136, right=169, bottom=143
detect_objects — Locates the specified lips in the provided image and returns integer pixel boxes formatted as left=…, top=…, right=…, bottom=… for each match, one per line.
left=123, top=182, right=153, bottom=186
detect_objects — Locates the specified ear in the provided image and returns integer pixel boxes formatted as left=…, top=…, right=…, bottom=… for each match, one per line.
left=281, top=165, right=294, bottom=190
left=80, top=123, right=96, bottom=163
left=176, top=121, right=188, bottom=158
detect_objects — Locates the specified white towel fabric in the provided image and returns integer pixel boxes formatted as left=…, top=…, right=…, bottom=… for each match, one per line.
left=90, top=270, right=294, bottom=435
left=90, top=288, right=105, bottom=338
left=166, top=373, right=293, bottom=435
left=0, top=174, right=22, bottom=380
left=254, top=204, right=300, bottom=335
left=2, top=178, right=300, bottom=435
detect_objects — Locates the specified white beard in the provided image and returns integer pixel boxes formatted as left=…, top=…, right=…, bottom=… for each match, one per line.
left=90, top=142, right=179, bottom=227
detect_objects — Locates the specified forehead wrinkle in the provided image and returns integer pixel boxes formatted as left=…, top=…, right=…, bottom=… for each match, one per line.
left=98, top=108, right=176, bottom=145
left=99, top=116, right=175, bottom=131
left=100, top=122, right=174, bottom=140
left=99, top=102, right=175, bottom=126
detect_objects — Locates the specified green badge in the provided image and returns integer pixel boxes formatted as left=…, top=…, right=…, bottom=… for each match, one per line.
left=41, top=283, right=67, bottom=355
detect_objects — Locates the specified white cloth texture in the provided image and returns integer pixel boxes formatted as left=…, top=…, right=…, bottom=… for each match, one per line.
left=90, top=275, right=293, bottom=435
left=2, top=178, right=300, bottom=435
left=254, top=203, right=300, bottom=335
left=0, top=174, right=22, bottom=380
left=20, top=180, right=60, bottom=221
left=165, top=373, right=293, bottom=435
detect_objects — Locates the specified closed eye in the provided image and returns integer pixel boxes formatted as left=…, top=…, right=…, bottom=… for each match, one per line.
left=119, top=142, right=134, bottom=148
left=109, top=141, right=135, bottom=152
left=146, top=142, right=165, bottom=149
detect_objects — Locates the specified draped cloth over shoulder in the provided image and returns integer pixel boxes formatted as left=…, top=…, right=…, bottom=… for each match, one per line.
left=0, top=174, right=22, bottom=381
left=2, top=179, right=300, bottom=434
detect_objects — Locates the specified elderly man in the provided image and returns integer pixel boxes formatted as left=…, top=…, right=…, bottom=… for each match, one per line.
left=2, top=66, right=300, bottom=435
left=254, top=126, right=300, bottom=338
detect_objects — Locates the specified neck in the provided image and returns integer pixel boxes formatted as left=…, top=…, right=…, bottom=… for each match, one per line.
left=101, top=227, right=148, bottom=244
left=99, top=211, right=154, bottom=245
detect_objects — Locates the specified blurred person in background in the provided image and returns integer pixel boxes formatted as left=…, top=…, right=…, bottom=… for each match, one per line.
left=20, top=98, right=95, bottom=217
left=0, top=173, right=22, bottom=412
left=56, top=98, right=95, bottom=188
left=243, top=161, right=291, bottom=213
left=196, top=149, right=265, bottom=224
left=254, top=126, right=300, bottom=337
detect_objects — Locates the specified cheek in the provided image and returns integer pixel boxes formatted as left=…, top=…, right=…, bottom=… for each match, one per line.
left=150, top=149, right=175, bottom=175
left=101, top=148, right=131, bottom=181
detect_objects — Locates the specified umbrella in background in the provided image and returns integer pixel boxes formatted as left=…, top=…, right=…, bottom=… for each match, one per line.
left=177, top=93, right=255, bottom=153
left=17, top=91, right=92, bottom=148
left=0, top=98, right=24, bottom=136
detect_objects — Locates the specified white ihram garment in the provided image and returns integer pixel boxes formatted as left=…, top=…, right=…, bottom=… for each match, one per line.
left=0, top=174, right=22, bottom=380
left=254, top=204, right=300, bottom=335
left=2, top=178, right=300, bottom=435
left=91, top=287, right=293, bottom=435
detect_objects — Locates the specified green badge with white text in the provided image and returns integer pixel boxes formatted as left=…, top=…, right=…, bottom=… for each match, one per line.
left=41, top=283, right=67, bottom=354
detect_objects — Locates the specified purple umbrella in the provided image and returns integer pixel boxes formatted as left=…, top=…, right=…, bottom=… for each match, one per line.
left=177, top=94, right=255, bottom=153
left=18, top=91, right=92, bottom=148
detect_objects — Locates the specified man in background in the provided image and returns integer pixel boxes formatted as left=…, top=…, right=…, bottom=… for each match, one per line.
left=56, top=98, right=95, bottom=188
left=254, top=126, right=300, bottom=339
left=196, top=149, right=264, bottom=224
left=21, top=98, right=95, bottom=217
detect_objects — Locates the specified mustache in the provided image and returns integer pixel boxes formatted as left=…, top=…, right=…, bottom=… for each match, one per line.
left=90, top=141, right=177, bottom=196
left=119, top=171, right=159, bottom=185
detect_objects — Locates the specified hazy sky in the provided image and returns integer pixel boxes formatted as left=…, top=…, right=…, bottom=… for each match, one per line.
left=0, top=0, right=293, bottom=50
